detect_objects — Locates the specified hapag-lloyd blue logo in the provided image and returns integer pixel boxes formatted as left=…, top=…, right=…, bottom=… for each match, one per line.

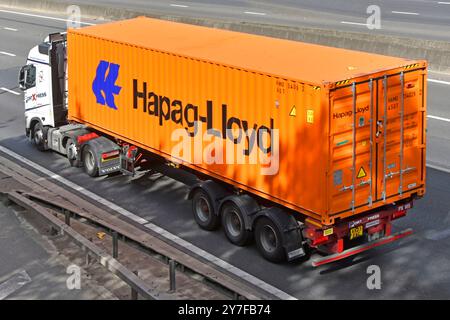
left=92, top=60, right=122, bottom=110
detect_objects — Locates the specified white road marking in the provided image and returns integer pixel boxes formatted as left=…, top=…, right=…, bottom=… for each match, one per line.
left=391, top=11, right=419, bottom=15
left=427, top=115, right=450, bottom=123
left=0, top=51, right=16, bottom=57
left=341, top=21, right=368, bottom=26
left=428, top=78, right=450, bottom=86
left=0, top=9, right=95, bottom=26
left=0, top=87, right=20, bottom=95
left=244, top=11, right=267, bottom=16
left=0, top=270, right=32, bottom=300
left=0, top=145, right=296, bottom=300
left=437, top=1, right=450, bottom=4
left=170, top=4, right=189, bottom=8
left=3, top=27, right=17, bottom=32
left=427, top=163, right=450, bottom=174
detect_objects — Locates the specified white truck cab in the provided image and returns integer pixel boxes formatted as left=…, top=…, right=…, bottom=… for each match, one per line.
left=19, top=32, right=121, bottom=176
left=19, top=32, right=68, bottom=150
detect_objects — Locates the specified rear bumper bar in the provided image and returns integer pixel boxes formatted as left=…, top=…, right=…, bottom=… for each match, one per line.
left=312, top=228, right=413, bottom=267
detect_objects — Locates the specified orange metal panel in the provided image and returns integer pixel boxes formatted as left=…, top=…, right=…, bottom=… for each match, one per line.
left=67, top=18, right=426, bottom=226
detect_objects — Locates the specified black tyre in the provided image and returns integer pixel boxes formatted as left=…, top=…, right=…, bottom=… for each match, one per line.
left=66, top=138, right=80, bottom=167
left=254, top=217, right=285, bottom=262
left=32, top=122, right=47, bottom=151
left=221, top=202, right=252, bottom=246
left=192, top=189, right=220, bottom=231
left=82, top=145, right=99, bottom=177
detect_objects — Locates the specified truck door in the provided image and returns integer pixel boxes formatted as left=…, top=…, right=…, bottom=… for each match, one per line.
left=330, top=80, right=376, bottom=215
left=375, top=71, right=426, bottom=202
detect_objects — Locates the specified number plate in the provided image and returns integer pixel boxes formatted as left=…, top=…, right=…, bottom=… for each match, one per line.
left=349, top=225, right=364, bottom=240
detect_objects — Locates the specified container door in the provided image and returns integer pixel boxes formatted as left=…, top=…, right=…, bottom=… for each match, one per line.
left=330, top=80, right=376, bottom=214
left=375, top=71, right=425, bottom=202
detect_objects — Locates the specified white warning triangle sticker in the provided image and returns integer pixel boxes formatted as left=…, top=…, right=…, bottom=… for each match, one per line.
left=357, top=167, right=367, bottom=179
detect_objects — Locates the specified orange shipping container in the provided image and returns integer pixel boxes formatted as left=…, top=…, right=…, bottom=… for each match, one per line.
left=67, top=17, right=426, bottom=226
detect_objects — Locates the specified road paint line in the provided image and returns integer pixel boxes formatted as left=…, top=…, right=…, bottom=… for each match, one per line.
left=391, top=11, right=419, bottom=15
left=0, top=87, right=20, bottom=95
left=427, top=163, right=450, bottom=174
left=428, top=78, right=450, bottom=85
left=244, top=11, right=267, bottom=16
left=0, top=145, right=296, bottom=300
left=427, top=115, right=450, bottom=122
left=437, top=1, right=450, bottom=4
left=0, top=51, right=16, bottom=57
left=3, top=27, right=17, bottom=31
left=0, top=270, right=32, bottom=300
left=170, top=4, right=189, bottom=8
left=0, top=9, right=95, bottom=26
left=341, top=21, right=368, bottom=26
left=425, top=228, right=450, bottom=241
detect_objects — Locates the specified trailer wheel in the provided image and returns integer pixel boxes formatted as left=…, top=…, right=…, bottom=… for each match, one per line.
left=82, top=145, right=99, bottom=177
left=255, top=217, right=285, bottom=262
left=66, top=138, right=80, bottom=167
left=221, top=202, right=252, bottom=246
left=32, top=123, right=47, bottom=151
left=192, top=189, right=220, bottom=231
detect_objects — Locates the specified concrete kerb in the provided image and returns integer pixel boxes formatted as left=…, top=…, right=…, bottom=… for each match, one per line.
left=0, top=0, right=449, bottom=71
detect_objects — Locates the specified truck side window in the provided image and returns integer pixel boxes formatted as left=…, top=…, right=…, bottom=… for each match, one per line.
left=19, top=65, right=36, bottom=90
left=26, top=65, right=36, bottom=88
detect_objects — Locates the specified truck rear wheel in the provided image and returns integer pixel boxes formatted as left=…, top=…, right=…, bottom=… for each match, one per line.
left=192, top=189, right=220, bottom=231
left=82, top=145, right=99, bottom=177
left=66, top=138, right=80, bottom=167
left=254, top=217, right=285, bottom=262
left=32, top=123, right=47, bottom=151
left=221, top=202, right=252, bottom=246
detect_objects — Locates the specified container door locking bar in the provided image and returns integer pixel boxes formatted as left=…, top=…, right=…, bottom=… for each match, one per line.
left=382, top=75, right=388, bottom=201
left=399, top=72, right=405, bottom=196
left=351, top=82, right=357, bottom=212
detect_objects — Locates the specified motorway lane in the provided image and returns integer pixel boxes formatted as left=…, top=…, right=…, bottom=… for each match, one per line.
left=1, top=10, right=450, bottom=299
left=51, top=0, right=450, bottom=41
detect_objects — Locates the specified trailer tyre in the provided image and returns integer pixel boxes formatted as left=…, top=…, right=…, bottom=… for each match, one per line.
left=192, top=189, right=220, bottom=231
left=221, top=202, right=252, bottom=246
left=32, top=123, right=47, bottom=151
left=82, top=145, right=99, bottom=177
left=255, top=217, right=285, bottom=263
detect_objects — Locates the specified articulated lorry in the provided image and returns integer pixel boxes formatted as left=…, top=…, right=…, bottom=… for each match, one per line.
left=19, top=17, right=426, bottom=266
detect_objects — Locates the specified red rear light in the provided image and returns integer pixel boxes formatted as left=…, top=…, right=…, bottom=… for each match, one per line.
left=102, top=150, right=120, bottom=160
left=392, top=209, right=407, bottom=220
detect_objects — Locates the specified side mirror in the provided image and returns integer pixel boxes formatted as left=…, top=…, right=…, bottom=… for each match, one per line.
left=18, top=65, right=36, bottom=91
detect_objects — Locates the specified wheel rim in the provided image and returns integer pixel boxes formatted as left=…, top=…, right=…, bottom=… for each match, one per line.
left=195, top=196, right=211, bottom=223
left=34, top=129, right=43, bottom=145
left=85, top=150, right=95, bottom=171
left=67, top=143, right=77, bottom=160
left=225, top=208, right=242, bottom=237
left=260, top=224, right=278, bottom=253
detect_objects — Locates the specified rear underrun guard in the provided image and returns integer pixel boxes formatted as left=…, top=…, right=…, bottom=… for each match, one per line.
left=312, top=228, right=413, bottom=267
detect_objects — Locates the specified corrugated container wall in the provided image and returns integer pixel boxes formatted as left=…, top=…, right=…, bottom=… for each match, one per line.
left=67, top=17, right=426, bottom=226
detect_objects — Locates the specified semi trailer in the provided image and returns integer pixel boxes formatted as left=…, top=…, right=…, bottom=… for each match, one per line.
left=19, top=17, right=426, bottom=266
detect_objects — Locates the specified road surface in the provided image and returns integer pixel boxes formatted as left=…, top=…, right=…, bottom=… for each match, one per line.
left=53, top=0, right=450, bottom=41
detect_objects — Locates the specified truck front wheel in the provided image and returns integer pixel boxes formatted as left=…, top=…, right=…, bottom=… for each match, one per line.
left=254, top=217, right=285, bottom=262
left=82, top=145, right=99, bottom=177
left=32, top=123, right=47, bottom=151
left=221, top=202, right=252, bottom=246
left=192, top=189, right=220, bottom=231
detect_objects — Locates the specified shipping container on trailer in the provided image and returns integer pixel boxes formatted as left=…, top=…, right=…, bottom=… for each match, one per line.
left=66, top=17, right=426, bottom=229
left=19, top=17, right=427, bottom=265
